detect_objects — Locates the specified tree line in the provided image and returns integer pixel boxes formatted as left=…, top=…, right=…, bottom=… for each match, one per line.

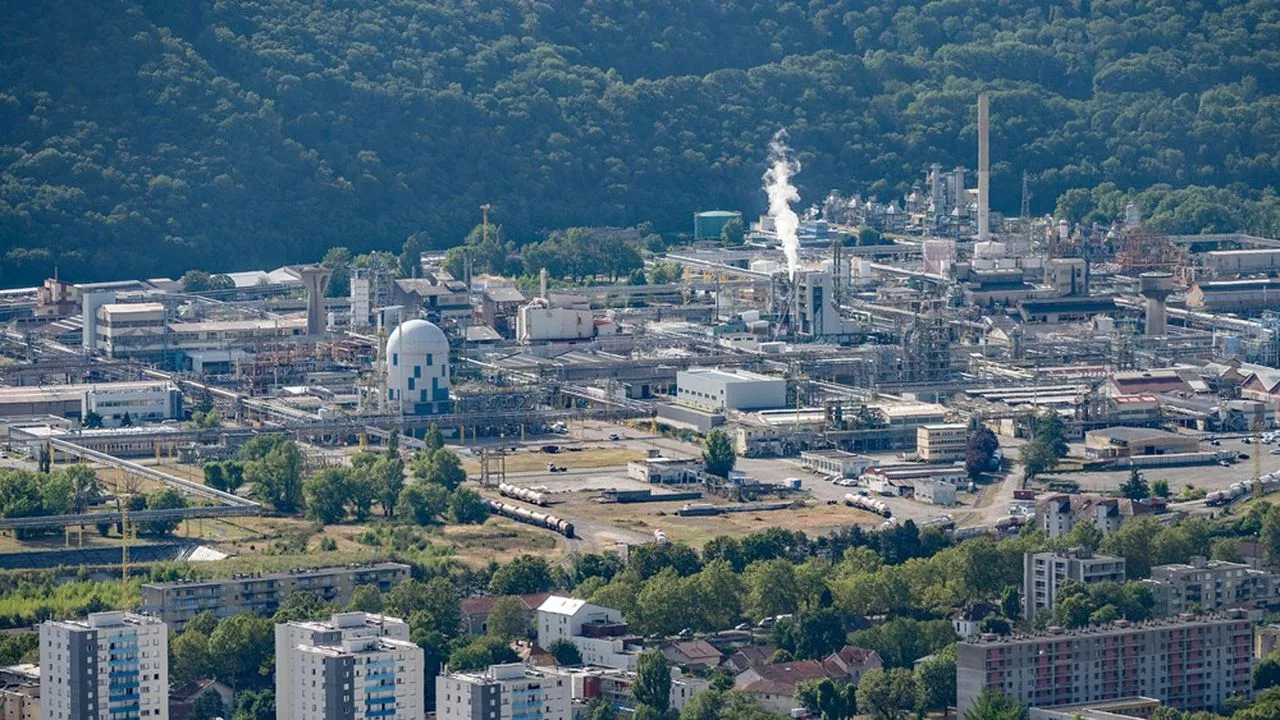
left=7, top=1, right=1280, bottom=283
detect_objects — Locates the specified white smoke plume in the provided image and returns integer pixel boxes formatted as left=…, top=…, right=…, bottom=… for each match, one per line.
left=763, top=130, right=802, bottom=278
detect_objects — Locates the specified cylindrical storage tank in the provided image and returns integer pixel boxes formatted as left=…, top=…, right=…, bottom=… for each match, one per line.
left=386, top=319, right=451, bottom=415
left=694, top=210, right=743, bottom=240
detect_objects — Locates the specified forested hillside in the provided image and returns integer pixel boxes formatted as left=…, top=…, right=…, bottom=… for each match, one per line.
left=4, top=0, right=1280, bottom=284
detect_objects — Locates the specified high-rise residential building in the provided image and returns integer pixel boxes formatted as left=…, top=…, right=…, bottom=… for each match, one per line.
left=40, top=611, right=169, bottom=720
left=956, top=612, right=1254, bottom=714
left=436, top=663, right=572, bottom=720
left=275, top=612, right=423, bottom=720
left=1024, top=549, right=1127, bottom=621
left=142, top=562, right=410, bottom=631
left=1145, top=557, right=1280, bottom=616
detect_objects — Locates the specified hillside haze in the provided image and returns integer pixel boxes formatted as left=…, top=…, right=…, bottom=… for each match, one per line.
left=3, top=0, right=1280, bottom=284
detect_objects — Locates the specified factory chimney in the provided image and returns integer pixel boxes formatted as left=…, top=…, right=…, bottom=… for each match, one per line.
left=299, top=265, right=331, bottom=336
left=539, top=268, right=548, bottom=301
left=1139, top=271, right=1174, bottom=337
left=977, top=93, right=990, bottom=242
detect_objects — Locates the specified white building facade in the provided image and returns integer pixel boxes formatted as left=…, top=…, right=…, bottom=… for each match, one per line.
left=536, top=597, right=640, bottom=671
left=83, top=383, right=182, bottom=427
left=40, top=611, right=169, bottom=720
left=437, top=663, right=571, bottom=720
left=276, top=612, right=423, bottom=720
left=916, top=424, right=968, bottom=462
left=675, top=369, right=786, bottom=413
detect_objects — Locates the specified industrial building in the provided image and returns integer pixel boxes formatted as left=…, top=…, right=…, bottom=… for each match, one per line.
left=92, top=302, right=309, bottom=362
left=1186, top=279, right=1280, bottom=312
left=675, top=368, right=786, bottom=413
left=1083, top=427, right=1201, bottom=460
left=1144, top=557, right=1280, bottom=616
left=275, top=612, right=423, bottom=720
left=437, top=664, right=571, bottom=720
left=955, top=612, right=1254, bottom=714
left=1204, top=249, right=1280, bottom=276
left=916, top=424, right=968, bottom=462
left=799, top=449, right=874, bottom=478
left=41, top=611, right=169, bottom=720
left=142, top=562, right=410, bottom=631
left=1023, top=548, right=1127, bottom=621
left=386, top=319, right=452, bottom=415
left=0, top=380, right=180, bottom=425
left=536, top=597, right=641, bottom=671
left=914, top=479, right=957, bottom=505
left=626, top=455, right=701, bottom=484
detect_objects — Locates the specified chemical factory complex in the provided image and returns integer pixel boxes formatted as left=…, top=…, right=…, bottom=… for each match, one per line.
left=7, top=95, right=1280, bottom=720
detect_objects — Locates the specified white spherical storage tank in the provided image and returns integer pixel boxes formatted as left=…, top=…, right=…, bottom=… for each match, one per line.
left=386, top=319, right=452, bottom=415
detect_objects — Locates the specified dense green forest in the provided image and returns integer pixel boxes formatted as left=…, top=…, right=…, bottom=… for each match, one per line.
left=4, top=0, right=1280, bottom=284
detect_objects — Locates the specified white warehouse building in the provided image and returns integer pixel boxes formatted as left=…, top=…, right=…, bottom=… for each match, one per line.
left=386, top=319, right=452, bottom=415
left=41, top=611, right=169, bottom=720
left=676, top=368, right=786, bottom=413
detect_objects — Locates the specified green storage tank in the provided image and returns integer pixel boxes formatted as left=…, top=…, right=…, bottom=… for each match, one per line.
left=694, top=210, right=742, bottom=240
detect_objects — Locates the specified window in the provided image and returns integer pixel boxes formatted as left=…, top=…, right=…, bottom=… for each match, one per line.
left=392, top=353, right=398, bottom=366
left=414, top=365, right=421, bottom=378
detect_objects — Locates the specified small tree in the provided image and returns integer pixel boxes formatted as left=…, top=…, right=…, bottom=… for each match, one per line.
left=83, top=411, right=103, bottom=429
left=702, top=429, right=736, bottom=478
left=720, top=217, right=745, bottom=246
left=120, top=411, right=133, bottom=427
left=1018, top=442, right=1057, bottom=480
left=548, top=638, right=583, bottom=666
left=449, top=488, right=490, bottom=524
left=965, top=426, right=1000, bottom=479
left=486, top=596, right=529, bottom=641
left=857, top=668, right=917, bottom=720
left=962, top=688, right=1028, bottom=720
left=1151, top=477, right=1170, bottom=498
left=1120, top=468, right=1149, bottom=501
left=633, top=649, right=672, bottom=712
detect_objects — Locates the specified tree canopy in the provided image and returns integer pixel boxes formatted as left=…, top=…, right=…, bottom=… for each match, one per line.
left=7, top=1, right=1280, bottom=283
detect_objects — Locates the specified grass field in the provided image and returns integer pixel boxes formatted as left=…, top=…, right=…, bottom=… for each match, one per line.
left=561, top=494, right=883, bottom=548
left=460, top=446, right=645, bottom=474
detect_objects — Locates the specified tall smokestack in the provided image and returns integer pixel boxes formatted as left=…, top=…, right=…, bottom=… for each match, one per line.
left=977, top=93, right=990, bottom=242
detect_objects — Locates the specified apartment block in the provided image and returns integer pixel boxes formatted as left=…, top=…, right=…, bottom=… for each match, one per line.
left=1024, top=549, right=1127, bottom=622
left=1036, top=494, right=1159, bottom=538
left=142, top=563, right=410, bottom=631
left=436, top=663, right=571, bottom=720
left=916, top=424, right=968, bottom=462
left=276, top=612, right=423, bottom=720
left=956, top=613, right=1254, bottom=714
left=1145, top=557, right=1280, bottom=616
left=536, top=597, right=642, bottom=671
left=40, top=611, right=169, bottom=720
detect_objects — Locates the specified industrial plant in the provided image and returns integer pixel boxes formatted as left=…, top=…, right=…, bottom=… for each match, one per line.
left=4, top=92, right=1280, bottom=720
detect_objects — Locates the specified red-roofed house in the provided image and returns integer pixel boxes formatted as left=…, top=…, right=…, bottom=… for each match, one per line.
left=460, top=593, right=553, bottom=634
left=735, top=660, right=829, bottom=713
left=821, top=646, right=883, bottom=684
left=662, top=639, right=724, bottom=671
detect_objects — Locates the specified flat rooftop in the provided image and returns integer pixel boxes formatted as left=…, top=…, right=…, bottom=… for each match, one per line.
left=681, top=368, right=781, bottom=384
left=0, top=381, right=177, bottom=405
left=144, top=562, right=409, bottom=590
